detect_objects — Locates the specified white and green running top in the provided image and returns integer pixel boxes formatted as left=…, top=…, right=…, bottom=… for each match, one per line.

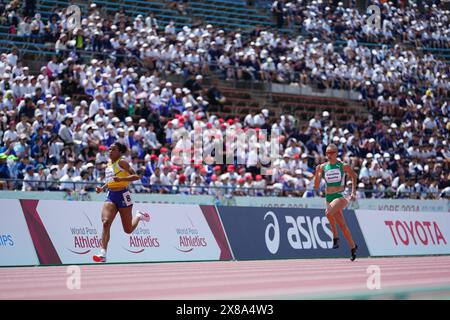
left=323, top=162, right=346, bottom=188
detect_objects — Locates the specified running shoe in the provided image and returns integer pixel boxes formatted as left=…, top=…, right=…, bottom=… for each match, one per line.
left=332, top=237, right=340, bottom=249
left=136, top=210, right=151, bottom=222
left=350, top=244, right=358, bottom=261
left=93, top=254, right=106, bottom=263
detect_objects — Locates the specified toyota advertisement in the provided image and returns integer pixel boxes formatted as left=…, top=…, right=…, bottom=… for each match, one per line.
left=355, top=210, right=450, bottom=256
left=217, top=207, right=369, bottom=260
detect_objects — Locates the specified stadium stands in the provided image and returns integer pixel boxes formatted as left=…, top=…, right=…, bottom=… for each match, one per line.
left=0, top=1, right=449, bottom=199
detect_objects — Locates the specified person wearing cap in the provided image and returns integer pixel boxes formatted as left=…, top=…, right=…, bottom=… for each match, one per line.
left=396, top=176, right=415, bottom=199
left=313, top=143, right=359, bottom=261
left=208, top=172, right=223, bottom=197
left=136, top=118, right=148, bottom=138
left=160, top=82, right=173, bottom=105
left=144, top=123, right=161, bottom=150
left=44, top=165, right=60, bottom=191
left=321, top=110, right=333, bottom=130
left=166, top=87, right=183, bottom=113
left=309, top=113, right=322, bottom=130
left=58, top=113, right=74, bottom=146
left=95, top=145, right=109, bottom=164
left=183, top=75, right=203, bottom=98
left=15, top=113, right=31, bottom=138
left=190, top=173, right=206, bottom=195
left=93, top=142, right=149, bottom=263
left=22, top=165, right=39, bottom=191
left=0, top=153, right=10, bottom=190
left=89, top=91, right=105, bottom=118
left=252, top=109, right=268, bottom=128
left=13, top=132, right=30, bottom=158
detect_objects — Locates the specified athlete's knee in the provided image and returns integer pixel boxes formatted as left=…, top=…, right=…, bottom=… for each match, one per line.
left=325, top=211, right=334, bottom=220
left=123, top=226, right=133, bottom=234
left=326, top=206, right=337, bottom=217
left=102, top=217, right=113, bottom=229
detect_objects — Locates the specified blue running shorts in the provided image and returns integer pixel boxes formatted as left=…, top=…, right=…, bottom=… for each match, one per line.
left=105, top=189, right=133, bottom=208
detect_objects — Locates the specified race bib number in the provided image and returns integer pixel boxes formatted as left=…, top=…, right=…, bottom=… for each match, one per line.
left=122, top=191, right=132, bottom=206
left=325, top=168, right=342, bottom=184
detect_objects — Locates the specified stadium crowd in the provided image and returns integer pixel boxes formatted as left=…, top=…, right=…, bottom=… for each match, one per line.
left=0, top=1, right=449, bottom=199
left=271, top=0, right=450, bottom=48
left=2, top=1, right=450, bottom=90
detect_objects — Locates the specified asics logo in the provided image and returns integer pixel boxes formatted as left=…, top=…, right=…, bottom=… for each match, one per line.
left=264, top=211, right=280, bottom=254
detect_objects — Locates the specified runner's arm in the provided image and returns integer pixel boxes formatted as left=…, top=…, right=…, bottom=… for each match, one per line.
left=113, top=160, right=140, bottom=182
left=313, top=164, right=323, bottom=195
left=343, top=164, right=357, bottom=197
left=96, top=183, right=108, bottom=193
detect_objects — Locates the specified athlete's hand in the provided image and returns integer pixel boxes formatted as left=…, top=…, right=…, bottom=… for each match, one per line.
left=113, top=176, right=123, bottom=182
left=95, top=186, right=103, bottom=193
left=349, top=193, right=357, bottom=201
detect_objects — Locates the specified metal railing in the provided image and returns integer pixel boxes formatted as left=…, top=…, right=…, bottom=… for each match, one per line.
left=1, top=178, right=448, bottom=200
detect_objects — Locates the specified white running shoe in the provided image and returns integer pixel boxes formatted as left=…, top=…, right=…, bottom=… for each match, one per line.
left=136, top=210, right=151, bottom=222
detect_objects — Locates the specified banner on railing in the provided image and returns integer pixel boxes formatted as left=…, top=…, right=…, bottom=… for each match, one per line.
left=348, top=199, right=449, bottom=213
left=0, top=200, right=39, bottom=266
left=355, top=210, right=450, bottom=256
left=2, top=191, right=447, bottom=212
left=217, top=206, right=369, bottom=260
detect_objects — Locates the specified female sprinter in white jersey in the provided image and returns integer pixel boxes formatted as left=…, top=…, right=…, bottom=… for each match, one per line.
left=313, top=143, right=358, bottom=261
left=93, top=142, right=150, bottom=262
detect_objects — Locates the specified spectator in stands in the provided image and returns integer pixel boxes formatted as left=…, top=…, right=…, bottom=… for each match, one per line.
left=271, top=0, right=284, bottom=29
left=59, top=167, right=75, bottom=192
left=22, top=164, right=38, bottom=191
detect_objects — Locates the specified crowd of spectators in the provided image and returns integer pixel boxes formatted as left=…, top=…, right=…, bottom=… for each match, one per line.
left=0, top=1, right=449, bottom=199
left=2, top=1, right=450, bottom=92
left=271, top=0, right=449, bottom=48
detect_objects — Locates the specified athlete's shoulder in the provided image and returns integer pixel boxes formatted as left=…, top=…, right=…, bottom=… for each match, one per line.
left=118, top=158, right=130, bottom=167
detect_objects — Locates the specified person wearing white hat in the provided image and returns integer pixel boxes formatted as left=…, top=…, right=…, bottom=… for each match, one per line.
left=253, top=109, right=268, bottom=127
left=356, top=182, right=366, bottom=199
left=137, top=118, right=148, bottom=138
left=160, top=82, right=173, bottom=105
left=89, top=91, right=105, bottom=118
left=313, top=143, right=359, bottom=261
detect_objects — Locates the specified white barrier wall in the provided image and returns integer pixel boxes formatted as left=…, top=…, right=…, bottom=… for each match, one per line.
left=355, top=210, right=450, bottom=256
left=35, top=201, right=224, bottom=264
left=1, top=197, right=450, bottom=266
left=0, top=200, right=39, bottom=266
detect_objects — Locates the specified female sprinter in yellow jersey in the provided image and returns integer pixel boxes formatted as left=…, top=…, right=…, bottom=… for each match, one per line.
left=313, top=143, right=358, bottom=261
left=93, top=142, right=150, bottom=262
